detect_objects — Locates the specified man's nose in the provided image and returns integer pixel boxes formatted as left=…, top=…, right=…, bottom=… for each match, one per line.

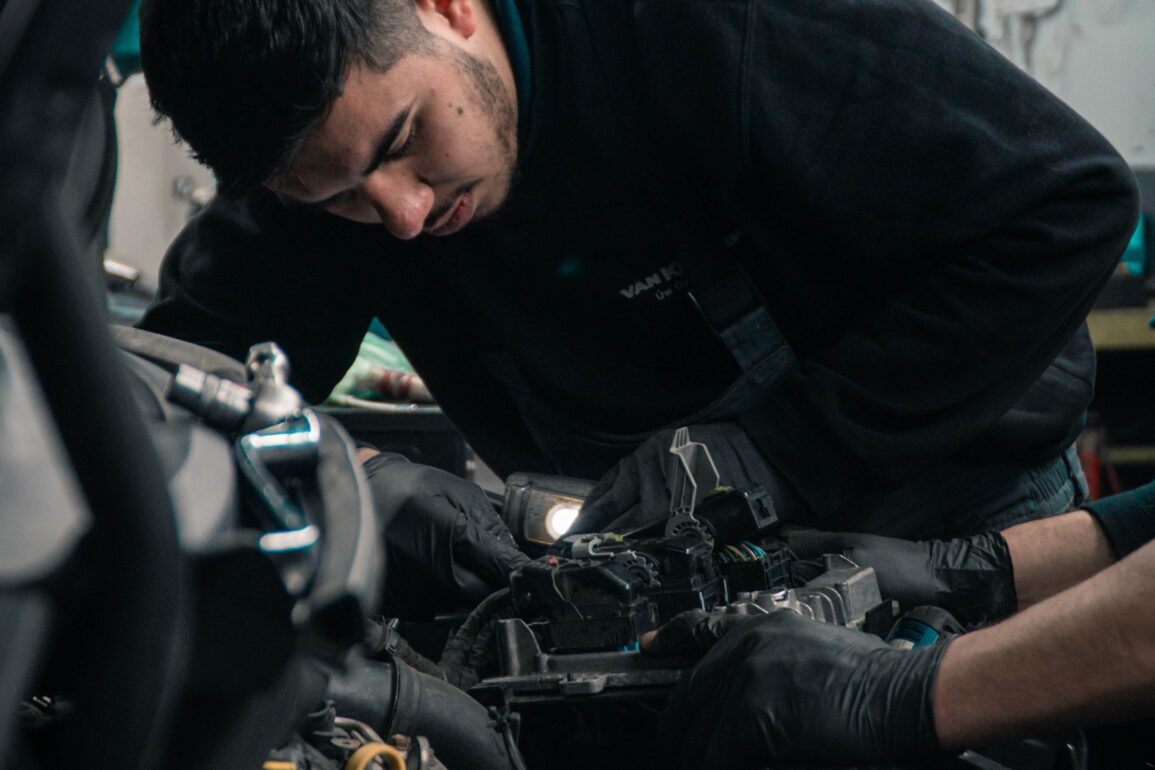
left=362, top=170, right=434, bottom=240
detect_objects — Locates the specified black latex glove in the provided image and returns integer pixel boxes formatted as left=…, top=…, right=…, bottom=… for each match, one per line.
left=363, top=453, right=530, bottom=619
left=641, top=608, right=751, bottom=658
left=785, top=528, right=1016, bottom=627
left=656, top=610, right=949, bottom=768
left=575, top=423, right=780, bottom=534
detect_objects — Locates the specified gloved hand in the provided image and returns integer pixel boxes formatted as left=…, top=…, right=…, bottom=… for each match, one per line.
left=785, top=528, right=1016, bottom=627
left=362, top=452, right=530, bottom=619
left=639, top=608, right=752, bottom=658
left=653, top=610, right=950, bottom=768
left=575, top=423, right=780, bottom=535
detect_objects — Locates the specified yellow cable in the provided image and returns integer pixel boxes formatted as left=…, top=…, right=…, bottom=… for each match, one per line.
left=344, top=741, right=407, bottom=770
left=263, top=763, right=297, bottom=770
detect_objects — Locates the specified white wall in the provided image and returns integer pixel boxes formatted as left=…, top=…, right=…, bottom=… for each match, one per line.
left=1027, top=0, right=1155, bottom=169
left=938, top=0, right=1155, bottom=169
left=106, top=74, right=215, bottom=286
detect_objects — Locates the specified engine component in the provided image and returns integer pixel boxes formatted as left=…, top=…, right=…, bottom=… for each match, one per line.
left=511, top=554, right=660, bottom=652
left=475, top=546, right=893, bottom=707
left=502, top=472, right=596, bottom=547
left=513, top=527, right=728, bottom=654
left=716, top=539, right=793, bottom=593
left=167, top=341, right=304, bottom=434
left=694, top=484, right=779, bottom=544
left=722, top=556, right=895, bottom=638
left=888, top=605, right=966, bottom=649
left=325, top=658, right=524, bottom=770
left=486, top=429, right=882, bottom=683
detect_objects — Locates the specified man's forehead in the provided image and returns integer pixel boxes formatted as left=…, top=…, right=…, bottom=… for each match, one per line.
left=297, top=64, right=414, bottom=158
left=266, top=107, right=364, bottom=197
left=264, top=129, right=359, bottom=205
left=265, top=52, right=445, bottom=202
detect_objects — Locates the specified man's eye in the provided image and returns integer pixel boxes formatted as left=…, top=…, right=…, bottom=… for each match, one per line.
left=388, top=122, right=419, bottom=160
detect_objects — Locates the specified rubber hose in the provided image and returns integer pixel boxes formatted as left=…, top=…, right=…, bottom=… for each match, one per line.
left=326, top=658, right=518, bottom=770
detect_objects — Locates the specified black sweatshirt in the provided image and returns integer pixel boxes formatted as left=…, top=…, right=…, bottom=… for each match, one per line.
left=139, top=0, right=1139, bottom=528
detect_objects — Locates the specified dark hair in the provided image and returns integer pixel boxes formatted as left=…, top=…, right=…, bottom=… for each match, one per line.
left=140, top=0, right=433, bottom=196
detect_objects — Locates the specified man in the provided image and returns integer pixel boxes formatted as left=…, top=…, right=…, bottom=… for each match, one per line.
left=136, top=0, right=1138, bottom=561
left=644, top=478, right=1155, bottom=767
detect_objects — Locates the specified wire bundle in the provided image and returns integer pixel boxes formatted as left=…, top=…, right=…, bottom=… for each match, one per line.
left=716, top=540, right=767, bottom=563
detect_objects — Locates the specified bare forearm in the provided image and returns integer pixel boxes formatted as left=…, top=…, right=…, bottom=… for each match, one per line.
left=933, top=537, right=1155, bottom=748
left=1001, top=510, right=1115, bottom=608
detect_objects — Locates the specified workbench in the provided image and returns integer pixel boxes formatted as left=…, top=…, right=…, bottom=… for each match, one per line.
left=1087, top=303, right=1155, bottom=351
left=1085, top=302, right=1155, bottom=492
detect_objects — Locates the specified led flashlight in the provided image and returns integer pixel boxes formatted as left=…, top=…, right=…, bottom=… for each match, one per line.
left=502, top=472, right=597, bottom=547
left=543, top=502, right=581, bottom=540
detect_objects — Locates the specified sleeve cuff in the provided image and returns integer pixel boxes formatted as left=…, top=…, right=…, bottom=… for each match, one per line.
left=1082, top=479, right=1155, bottom=559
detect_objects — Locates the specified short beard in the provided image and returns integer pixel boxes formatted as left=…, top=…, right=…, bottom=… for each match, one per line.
left=451, top=44, right=516, bottom=156
left=447, top=43, right=518, bottom=212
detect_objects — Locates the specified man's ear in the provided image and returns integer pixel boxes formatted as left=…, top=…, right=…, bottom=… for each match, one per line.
left=416, top=0, right=477, bottom=38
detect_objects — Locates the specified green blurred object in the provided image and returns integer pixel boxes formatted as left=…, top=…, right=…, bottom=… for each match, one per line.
left=1094, top=213, right=1150, bottom=310
left=1122, top=213, right=1147, bottom=276
left=326, top=330, right=429, bottom=406
left=368, top=316, right=393, bottom=341
left=110, top=0, right=142, bottom=76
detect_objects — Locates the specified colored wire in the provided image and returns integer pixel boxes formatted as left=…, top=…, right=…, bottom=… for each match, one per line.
left=724, top=544, right=746, bottom=561
left=263, top=763, right=297, bottom=770
left=344, top=742, right=407, bottom=770
left=742, top=540, right=768, bottom=558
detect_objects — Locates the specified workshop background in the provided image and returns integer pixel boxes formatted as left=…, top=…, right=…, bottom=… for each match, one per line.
left=102, top=0, right=1155, bottom=496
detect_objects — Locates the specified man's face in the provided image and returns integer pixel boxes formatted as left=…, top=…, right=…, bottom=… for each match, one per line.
left=269, top=17, right=517, bottom=239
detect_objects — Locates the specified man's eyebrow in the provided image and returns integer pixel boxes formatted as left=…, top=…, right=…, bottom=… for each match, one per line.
left=362, top=105, right=413, bottom=176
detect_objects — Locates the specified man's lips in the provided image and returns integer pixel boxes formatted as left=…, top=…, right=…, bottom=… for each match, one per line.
left=428, top=191, right=475, bottom=236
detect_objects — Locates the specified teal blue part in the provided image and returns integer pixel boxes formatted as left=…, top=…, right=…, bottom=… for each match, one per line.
left=111, top=0, right=143, bottom=76
left=618, top=642, right=640, bottom=652
left=493, top=0, right=532, bottom=140
left=556, top=256, right=586, bottom=277
left=369, top=317, right=393, bottom=341
left=1122, top=213, right=1147, bottom=276
left=324, top=330, right=419, bottom=403
left=742, top=540, right=767, bottom=558
left=888, top=619, right=941, bottom=648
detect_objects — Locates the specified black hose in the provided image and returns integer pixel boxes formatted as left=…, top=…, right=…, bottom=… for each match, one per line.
left=15, top=196, right=190, bottom=770
left=3, top=1, right=189, bottom=765
left=439, top=587, right=514, bottom=685
left=326, top=658, right=526, bottom=770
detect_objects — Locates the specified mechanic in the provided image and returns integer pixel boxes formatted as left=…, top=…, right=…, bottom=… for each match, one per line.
left=644, top=479, right=1155, bottom=768
left=135, top=0, right=1138, bottom=588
